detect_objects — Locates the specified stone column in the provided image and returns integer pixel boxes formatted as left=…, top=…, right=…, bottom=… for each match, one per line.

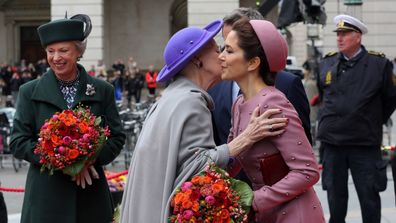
left=5, top=19, right=15, bottom=65
left=51, top=0, right=104, bottom=69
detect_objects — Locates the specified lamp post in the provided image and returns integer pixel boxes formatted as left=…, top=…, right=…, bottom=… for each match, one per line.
left=344, top=0, right=362, bottom=5
left=307, top=24, right=321, bottom=78
left=344, top=0, right=363, bottom=19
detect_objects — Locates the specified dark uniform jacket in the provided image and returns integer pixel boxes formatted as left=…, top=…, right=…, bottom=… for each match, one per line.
left=10, top=64, right=125, bottom=223
left=317, top=46, right=396, bottom=146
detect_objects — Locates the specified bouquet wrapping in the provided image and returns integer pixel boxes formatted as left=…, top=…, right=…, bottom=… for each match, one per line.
left=169, top=163, right=253, bottom=223
left=34, top=106, right=110, bottom=176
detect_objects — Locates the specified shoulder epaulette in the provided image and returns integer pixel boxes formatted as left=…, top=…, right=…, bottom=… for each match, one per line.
left=324, top=51, right=337, bottom=58
left=368, top=50, right=385, bottom=57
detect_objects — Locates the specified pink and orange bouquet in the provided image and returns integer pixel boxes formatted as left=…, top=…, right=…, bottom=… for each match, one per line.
left=169, top=163, right=253, bottom=223
left=34, top=106, right=110, bottom=176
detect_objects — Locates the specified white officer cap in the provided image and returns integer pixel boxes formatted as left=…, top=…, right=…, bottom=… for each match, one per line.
left=333, top=14, right=368, bottom=34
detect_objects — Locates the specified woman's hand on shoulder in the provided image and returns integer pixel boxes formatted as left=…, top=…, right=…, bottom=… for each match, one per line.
left=227, top=107, right=287, bottom=156
left=244, top=107, right=288, bottom=143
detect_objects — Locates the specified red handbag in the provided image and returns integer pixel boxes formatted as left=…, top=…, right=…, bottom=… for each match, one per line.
left=260, top=153, right=289, bottom=186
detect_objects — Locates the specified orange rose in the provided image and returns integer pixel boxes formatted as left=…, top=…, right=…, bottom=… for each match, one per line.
left=67, top=148, right=79, bottom=159
left=58, top=113, right=66, bottom=121
left=63, top=116, right=76, bottom=126
left=192, top=201, right=200, bottom=212
left=174, top=192, right=186, bottom=205
left=182, top=200, right=193, bottom=209
left=51, top=135, right=61, bottom=146
left=191, top=176, right=203, bottom=185
left=202, top=176, right=212, bottom=184
left=212, top=182, right=225, bottom=194
left=78, top=121, right=89, bottom=133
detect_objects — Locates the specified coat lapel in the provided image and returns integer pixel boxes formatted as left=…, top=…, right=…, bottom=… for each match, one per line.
left=31, top=69, right=68, bottom=110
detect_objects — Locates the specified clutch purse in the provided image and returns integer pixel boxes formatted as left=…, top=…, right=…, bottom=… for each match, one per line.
left=259, top=152, right=289, bottom=186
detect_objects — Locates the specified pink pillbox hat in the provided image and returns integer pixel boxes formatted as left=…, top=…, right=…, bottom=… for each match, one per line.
left=249, top=20, right=288, bottom=72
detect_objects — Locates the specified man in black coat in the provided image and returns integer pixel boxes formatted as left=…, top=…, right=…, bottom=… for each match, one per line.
left=318, top=14, right=396, bottom=223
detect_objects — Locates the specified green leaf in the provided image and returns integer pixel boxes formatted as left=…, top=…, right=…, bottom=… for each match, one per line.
left=40, top=165, right=46, bottom=173
left=95, top=117, right=102, bottom=126
left=113, top=205, right=121, bottom=223
left=62, top=159, right=86, bottom=177
left=230, top=178, right=253, bottom=213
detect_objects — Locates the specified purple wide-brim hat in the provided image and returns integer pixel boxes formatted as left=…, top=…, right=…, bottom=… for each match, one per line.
left=157, top=20, right=223, bottom=82
left=249, top=20, right=288, bottom=72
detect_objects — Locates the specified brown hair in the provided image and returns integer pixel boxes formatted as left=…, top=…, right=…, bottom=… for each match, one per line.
left=232, top=17, right=275, bottom=85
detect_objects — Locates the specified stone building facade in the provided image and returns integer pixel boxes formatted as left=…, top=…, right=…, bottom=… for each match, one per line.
left=0, top=0, right=395, bottom=70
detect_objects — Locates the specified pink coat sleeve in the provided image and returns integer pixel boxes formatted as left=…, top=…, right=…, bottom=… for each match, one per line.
left=252, top=92, right=320, bottom=214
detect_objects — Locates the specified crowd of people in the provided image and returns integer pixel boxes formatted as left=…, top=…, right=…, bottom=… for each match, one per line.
left=0, top=7, right=395, bottom=223
left=0, top=56, right=160, bottom=109
left=0, top=59, right=48, bottom=106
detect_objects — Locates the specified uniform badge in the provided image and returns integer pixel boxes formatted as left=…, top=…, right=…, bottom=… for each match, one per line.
left=325, top=71, right=332, bottom=85
left=337, top=20, right=345, bottom=28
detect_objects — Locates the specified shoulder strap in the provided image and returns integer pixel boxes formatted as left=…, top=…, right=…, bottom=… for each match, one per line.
left=368, top=50, right=386, bottom=57
left=324, top=51, right=337, bottom=58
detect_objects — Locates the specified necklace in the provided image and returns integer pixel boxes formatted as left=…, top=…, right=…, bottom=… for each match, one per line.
left=57, top=70, right=80, bottom=108
left=56, top=70, right=80, bottom=86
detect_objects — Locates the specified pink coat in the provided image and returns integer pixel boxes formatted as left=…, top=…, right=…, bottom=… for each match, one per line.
left=228, top=86, right=325, bottom=223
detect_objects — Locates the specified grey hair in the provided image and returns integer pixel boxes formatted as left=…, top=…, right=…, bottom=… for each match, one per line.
left=223, top=7, right=264, bottom=26
left=74, top=39, right=87, bottom=60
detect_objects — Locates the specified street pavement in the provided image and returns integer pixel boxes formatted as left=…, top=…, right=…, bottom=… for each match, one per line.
left=1, top=156, right=395, bottom=223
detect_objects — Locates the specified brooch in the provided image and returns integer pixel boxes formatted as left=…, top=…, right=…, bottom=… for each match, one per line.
left=85, top=84, right=96, bottom=96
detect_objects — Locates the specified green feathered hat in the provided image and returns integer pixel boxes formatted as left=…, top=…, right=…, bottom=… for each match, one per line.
left=37, top=13, right=92, bottom=47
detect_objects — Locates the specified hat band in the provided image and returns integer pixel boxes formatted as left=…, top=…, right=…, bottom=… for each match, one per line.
left=337, top=21, right=361, bottom=33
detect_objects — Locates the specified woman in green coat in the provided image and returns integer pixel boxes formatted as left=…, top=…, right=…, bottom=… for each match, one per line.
left=10, top=14, right=125, bottom=223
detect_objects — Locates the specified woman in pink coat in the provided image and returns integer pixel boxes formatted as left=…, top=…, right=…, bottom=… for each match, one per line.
left=220, top=18, right=325, bottom=223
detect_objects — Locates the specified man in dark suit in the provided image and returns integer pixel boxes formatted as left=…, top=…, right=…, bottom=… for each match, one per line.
left=209, top=8, right=311, bottom=147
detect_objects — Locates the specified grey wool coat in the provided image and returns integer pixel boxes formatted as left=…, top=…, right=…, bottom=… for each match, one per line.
left=120, top=76, right=230, bottom=223
left=10, top=65, right=125, bottom=223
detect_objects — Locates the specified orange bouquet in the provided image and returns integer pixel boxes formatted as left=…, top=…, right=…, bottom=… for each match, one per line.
left=169, top=163, right=253, bottom=223
left=34, top=106, right=110, bottom=176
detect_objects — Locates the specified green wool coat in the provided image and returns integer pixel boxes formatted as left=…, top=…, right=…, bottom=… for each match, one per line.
left=10, top=64, right=125, bottom=223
